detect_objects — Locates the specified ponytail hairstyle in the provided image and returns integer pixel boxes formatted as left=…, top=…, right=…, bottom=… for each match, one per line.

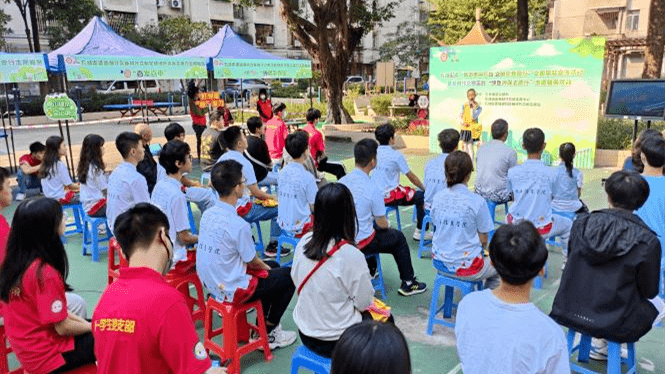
left=38, top=136, right=64, bottom=179
left=559, top=142, right=576, bottom=178
left=444, top=150, right=474, bottom=187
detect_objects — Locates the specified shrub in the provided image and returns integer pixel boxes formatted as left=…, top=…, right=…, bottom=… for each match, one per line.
left=271, top=86, right=301, bottom=98
left=596, top=118, right=665, bottom=150
left=370, top=95, right=393, bottom=116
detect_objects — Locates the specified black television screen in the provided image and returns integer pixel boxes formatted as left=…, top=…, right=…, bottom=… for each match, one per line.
left=605, top=80, right=665, bottom=120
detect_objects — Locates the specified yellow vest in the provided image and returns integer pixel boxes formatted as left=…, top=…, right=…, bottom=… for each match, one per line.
left=462, top=103, right=482, bottom=139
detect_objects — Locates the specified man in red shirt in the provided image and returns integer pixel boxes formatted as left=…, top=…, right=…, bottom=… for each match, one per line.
left=92, top=203, right=226, bottom=374
left=303, top=108, right=346, bottom=180
left=265, top=102, right=288, bottom=163
left=16, top=141, right=45, bottom=200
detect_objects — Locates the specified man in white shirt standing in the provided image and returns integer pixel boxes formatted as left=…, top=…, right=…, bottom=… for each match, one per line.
left=340, top=139, right=427, bottom=296
left=371, top=124, right=428, bottom=241
left=475, top=119, right=518, bottom=205
left=277, top=131, right=318, bottom=237
left=506, top=128, right=571, bottom=258
left=107, top=132, right=151, bottom=234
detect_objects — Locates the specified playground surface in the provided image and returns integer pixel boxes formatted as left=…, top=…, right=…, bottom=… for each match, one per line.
left=4, top=140, right=664, bottom=374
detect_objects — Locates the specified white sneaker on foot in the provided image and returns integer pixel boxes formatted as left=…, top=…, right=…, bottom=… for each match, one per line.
left=15, top=193, right=25, bottom=201
left=412, top=228, right=433, bottom=241
left=266, top=324, right=296, bottom=350
left=589, top=338, right=627, bottom=361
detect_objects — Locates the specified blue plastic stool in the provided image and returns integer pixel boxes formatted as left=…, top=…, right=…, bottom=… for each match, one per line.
left=290, top=345, right=331, bottom=374
left=566, top=329, right=636, bottom=374
left=276, top=231, right=298, bottom=266
left=81, top=213, right=112, bottom=262
left=385, top=206, right=402, bottom=231
left=63, top=203, right=84, bottom=236
left=366, top=253, right=387, bottom=299
left=187, top=202, right=198, bottom=235
left=486, top=200, right=509, bottom=241
left=250, top=221, right=265, bottom=258
left=418, top=214, right=433, bottom=258
left=427, top=271, right=483, bottom=334
left=532, top=260, right=549, bottom=290
left=200, top=172, right=211, bottom=186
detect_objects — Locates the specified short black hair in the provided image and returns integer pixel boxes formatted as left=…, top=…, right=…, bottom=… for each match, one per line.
left=220, top=126, right=243, bottom=151
left=29, top=141, right=45, bottom=154
left=640, top=135, right=665, bottom=168
left=354, top=139, right=378, bottom=168
left=247, top=116, right=263, bottom=134
left=605, top=170, right=650, bottom=211
left=211, top=160, right=243, bottom=197
left=0, top=167, right=9, bottom=190
left=114, top=202, right=170, bottom=260
left=115, top=132, right=142, bottom=159
left=306, top=108, right=322, bottom=122
left=375, top=124, right=395, bottom=145
left=285, top=130, right=309, bottom=159
left=489, top=221, right=548, bottom=286
left=164, top=122, right=186, bottom=141
left=273, top=102, right=286, bottom=114
left=438, top=129, right=460, bottom=153
left=159, top=140, right=191, bottom=175
left=445, top=150, right=473, bottom=187
left=491, top=119, right=509, bottom=140
left=522, top=128, right=545, bottom=154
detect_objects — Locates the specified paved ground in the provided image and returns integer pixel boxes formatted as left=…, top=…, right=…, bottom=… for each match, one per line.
left=3, top=136, right=663, bottom=374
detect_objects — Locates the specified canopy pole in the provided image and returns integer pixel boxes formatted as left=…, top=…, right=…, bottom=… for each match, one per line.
left=56, top=120, right=72, bottom=179
left=4, top=84, right=17, bottom=173
left=1, top=87, right=14, bottom=173
left=309, top=79, right=313, bottom=108
left=240, top=80, right=244, bottom=123
left=65, top=119, right=76, bottom=180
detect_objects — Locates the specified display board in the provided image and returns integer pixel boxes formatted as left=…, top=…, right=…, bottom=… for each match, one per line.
left=196, top=92, right=224, bottom=109
left=429, top=38, right=606, bottom=168
left=605, top=79, right=665, bottom=120
left=212, top=58, right=312, bottom=79
left=0, top=53, right=48, bottom=83
left=63, top=55, right=208, bottom=81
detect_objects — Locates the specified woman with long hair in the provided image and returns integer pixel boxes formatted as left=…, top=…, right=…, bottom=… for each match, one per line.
left=256, top=88, right=273, bottom=124
left=291, top=183, right=374, bottom=358
left=77, top=134, right=107, bottom=217
left=0, top=198, right=95, bottom=373
left=38, top=136, right=79, bottom=205
left=552, top=142, right=585, bottom=219
left=187, top=81, right=209, bottom=161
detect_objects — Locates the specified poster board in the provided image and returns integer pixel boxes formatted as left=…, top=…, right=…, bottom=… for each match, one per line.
left=63, top=55, right=208, bottom=81
left=212, top=58, right=312, bottom=79
left=0, top=53, right=48, bottom=83
left=429, top=38, right=606, bottom=168
left=376, top=61, right=395, bottom=88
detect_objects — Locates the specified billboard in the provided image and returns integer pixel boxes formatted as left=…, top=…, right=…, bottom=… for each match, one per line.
left=63, top=55, right=208, bottom=81
left=429, top=38, right=606, bottom=168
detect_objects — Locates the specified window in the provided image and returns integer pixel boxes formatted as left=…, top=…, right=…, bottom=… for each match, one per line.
left=145, top=80, right=157, bottom=88
left=598, top=11, right=619, bottom=30
left=127, top=81, right=138, bottom=89
left=233, top=4, right=244, bottom=19
left=263, top=0, right=273, bottom=5
left=255, top=24, right=274, bottom=46
left=626, top=10, right=639, bottom=31
left=211, top=20, right=233, bottom=33
left=106, top=11, right=137, bottom=33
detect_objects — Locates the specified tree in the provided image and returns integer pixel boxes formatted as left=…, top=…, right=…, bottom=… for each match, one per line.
left=642, top=0, right=665, bottom=78
left=0, top=9, right=11, bottom=50
left=122, top=23, right=170, bottom=54
left=379, top=21, right=436, bottom=72
left=28, top=0, right=40, bottom=51
left=123, top=16, right=213, bottom=55
left=238, top=0, right=396, bottom=124
left=5, top=0, right=33, bottom=52
left=37, top=0, right=103, bottom=49
left=428, top=0, right=548, bottom=46
left=517, top=0, right=529, bottom=41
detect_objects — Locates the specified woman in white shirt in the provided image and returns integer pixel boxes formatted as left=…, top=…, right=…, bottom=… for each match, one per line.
left=38, top=136, right=79, bottom=205
left=77, top=134, right=108, bottom=217
left=291, top=183, right=374, bottom=358
left=552, top=142, right=584, bottom=220
left=430, top=151, right=499, bottom=289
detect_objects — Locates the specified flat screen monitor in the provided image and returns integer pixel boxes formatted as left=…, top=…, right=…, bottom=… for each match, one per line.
left=605, top=79, right=665, bottom=120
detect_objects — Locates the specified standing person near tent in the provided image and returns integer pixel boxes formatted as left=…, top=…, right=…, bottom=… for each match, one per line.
left=257, top=88, right=273, bottom=124
left=188, top=81, right=209, bottom=161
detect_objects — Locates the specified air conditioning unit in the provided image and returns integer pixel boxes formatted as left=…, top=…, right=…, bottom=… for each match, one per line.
left=266, top=36, right=274, bottom=44
left=156, top=0, right=165, bottom=7
left=170, top=0, right=182, bottom=9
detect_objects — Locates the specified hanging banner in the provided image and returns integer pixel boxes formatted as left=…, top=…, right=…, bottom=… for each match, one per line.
left=63, top=55, right=208, bottom=81
left=429, top=38, right=605, bottom=169
left=0, top=54, right=48, bottom=83
left=43, top=94, right=78, bottom=121
left=213, top=58, right=312, bottom=79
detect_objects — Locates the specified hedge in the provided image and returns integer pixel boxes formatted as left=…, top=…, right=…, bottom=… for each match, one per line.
left=596, top=118, right=665, bottom=150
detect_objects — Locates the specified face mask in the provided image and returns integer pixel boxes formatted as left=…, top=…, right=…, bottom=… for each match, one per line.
left=282, top=111, right=288, bottom=118
left=159, top=230, right=174, bottom=276
left=260, top=95, right=266, bottom=100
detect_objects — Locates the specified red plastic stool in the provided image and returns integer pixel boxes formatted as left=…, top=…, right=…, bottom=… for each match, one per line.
left=165, top=261, right=206, bottom=324
left=204, top=297, right=273, bottom=374
left=107, top=238, right=128, bottom=285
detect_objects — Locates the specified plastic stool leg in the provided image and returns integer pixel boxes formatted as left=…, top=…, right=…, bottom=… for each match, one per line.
left=607, top=342, right=621, bottom=374
left=395, top=208, right=402, bottom=231
left=426, top=279, right=441, bottom=335
left=91, top=221, right=100, bottom=262
left=577, top=335, right=592, bottom=362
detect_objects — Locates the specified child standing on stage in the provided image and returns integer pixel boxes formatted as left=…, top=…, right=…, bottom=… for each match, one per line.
left=459, top=88, right=482, bottom=161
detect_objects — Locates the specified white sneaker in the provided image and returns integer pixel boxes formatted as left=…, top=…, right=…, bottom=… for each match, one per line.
left=589, top=338, right=627, bottom=361
left=266, top=324, right=296, bottom=350
left=15, top=193, right=25, bottom=201
left=412, top=228, right=433, bottom=241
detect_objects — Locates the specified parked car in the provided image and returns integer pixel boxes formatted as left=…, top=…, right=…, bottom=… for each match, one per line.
left=224, top=79, right=270, bottom=101
left=345, top=76, right=364, bottom=84
left=101, top=80, right=162, bottom=95
left=279, top=78, right=298, bottom=87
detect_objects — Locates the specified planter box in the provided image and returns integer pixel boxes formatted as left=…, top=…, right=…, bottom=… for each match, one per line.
left=396, top=134, right=429, bottom=150
left=595, top=149, right=631, bottom=168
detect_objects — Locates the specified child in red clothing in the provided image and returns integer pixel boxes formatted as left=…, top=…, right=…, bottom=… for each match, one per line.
left=17, top=141, right=45, bottom=200
left=0, top=167, right=11, bottom=264
left=265, top=102, right=288, bottom=162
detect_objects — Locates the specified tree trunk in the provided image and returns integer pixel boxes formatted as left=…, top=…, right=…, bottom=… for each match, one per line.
left=516, top=0, right=529, bottom=41
left=28, top=0, right=40, bottom=52
left=643, top=0, right=665, bottom=78
left=321, top=59, right=354, bottom=124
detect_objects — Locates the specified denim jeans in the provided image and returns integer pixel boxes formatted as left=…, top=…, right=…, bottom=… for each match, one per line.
left=243, top=203, right=280, bottom=240
left=17, top=169, right=41, bottom=194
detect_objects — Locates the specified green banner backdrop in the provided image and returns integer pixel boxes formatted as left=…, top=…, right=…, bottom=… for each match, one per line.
left=0, top=53, right=48, bottom=83
left=212, top=58, right=312, bottom=79
left=63, top=55, right=208, bottom=81
left=429, top=38, right=606, bottom=168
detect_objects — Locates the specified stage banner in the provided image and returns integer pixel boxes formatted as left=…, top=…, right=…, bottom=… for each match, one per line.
left=429, top=38, right=605, bottom=168
left=63, top=55, right=208, bottom=81
left=0, top=54, right=48, bottom=83
left=213, top=58, right=312, bottom=79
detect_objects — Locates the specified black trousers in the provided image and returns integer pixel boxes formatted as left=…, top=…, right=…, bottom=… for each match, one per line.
left=247, top=261, right=295, bottom=328
left=317, top=159, right=346, bottom=181
left=386, top=190, right=425, bottom=229
left=362, top=228, right=415, bottom=282
left=192, top=124, right=206, bottom=159
left=50, top=333, right=96, bottom=374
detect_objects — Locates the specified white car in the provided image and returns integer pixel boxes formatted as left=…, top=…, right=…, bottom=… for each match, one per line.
left=345, top=76, right=364, bottom=84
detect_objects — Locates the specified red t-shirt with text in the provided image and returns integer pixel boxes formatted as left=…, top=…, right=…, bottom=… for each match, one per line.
left=19, top=154, right=41, bottom=175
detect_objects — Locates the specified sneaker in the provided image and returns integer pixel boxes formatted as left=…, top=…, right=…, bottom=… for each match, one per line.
left=15, top=193, right=25, bottom=201
left=264, top=241, right=291, bottom=258
left=589, top=338, right=627, bottom=361
left=412, top=228, right=433, bottom=241
left=560, top=258, right=568, bottom=272
left=263, top=324, right=297, bottom=350
left=98, top=226, right=107, bottom=236
left=398, top=278, right=427, bottom=296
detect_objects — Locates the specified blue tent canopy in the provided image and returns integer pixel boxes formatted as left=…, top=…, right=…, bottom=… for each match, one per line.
left=47, top=16, right=165, bottom=73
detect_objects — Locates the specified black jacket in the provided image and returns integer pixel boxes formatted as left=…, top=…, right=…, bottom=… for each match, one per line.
left=550, top=209, right=661, bottom=342
left=136, top=145, right=158, bottom=193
